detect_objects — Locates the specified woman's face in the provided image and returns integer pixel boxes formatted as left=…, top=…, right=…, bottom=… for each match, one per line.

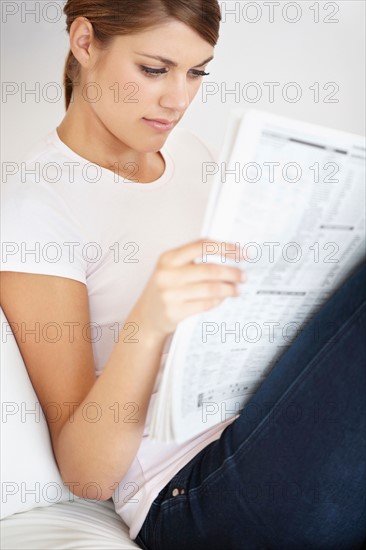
left=73, top=18, right=215, bottom=153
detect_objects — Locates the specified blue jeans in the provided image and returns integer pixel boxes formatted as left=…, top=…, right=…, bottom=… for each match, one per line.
left=135, top=262, right=366, bottom=550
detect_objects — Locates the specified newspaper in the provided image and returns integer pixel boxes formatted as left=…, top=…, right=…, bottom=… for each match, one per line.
left=150, top=109, right=366, bottom=443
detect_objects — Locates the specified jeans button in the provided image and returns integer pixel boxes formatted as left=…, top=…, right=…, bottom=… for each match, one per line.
left=172, top=488, right=179, bottom=497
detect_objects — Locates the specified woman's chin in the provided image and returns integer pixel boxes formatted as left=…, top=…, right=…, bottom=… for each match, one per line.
left=137, top=133, right=172, bottom=153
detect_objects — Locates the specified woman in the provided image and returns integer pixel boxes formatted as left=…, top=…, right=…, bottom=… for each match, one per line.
left=1, top=1, right=365, bottom=549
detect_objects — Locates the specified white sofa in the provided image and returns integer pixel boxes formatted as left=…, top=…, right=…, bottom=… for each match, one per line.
left=0, top=306, right=140, bottom=549
left=1, top=499, right=140, bottom=550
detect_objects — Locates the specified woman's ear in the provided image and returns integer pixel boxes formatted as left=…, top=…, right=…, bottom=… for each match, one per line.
left=69, top=16, right=95, bottom=67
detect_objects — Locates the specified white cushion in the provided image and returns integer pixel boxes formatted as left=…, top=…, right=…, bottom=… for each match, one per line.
left=0, top=306, right=76, bottom=519
left=0, top=497, right=140, bottom=549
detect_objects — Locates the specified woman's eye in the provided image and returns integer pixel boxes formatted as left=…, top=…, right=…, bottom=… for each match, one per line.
left=190, top=70, right=210, bottom=78
left=140, top=66, right=168, bottom=77
left=139, top=66, right=210, bottom=79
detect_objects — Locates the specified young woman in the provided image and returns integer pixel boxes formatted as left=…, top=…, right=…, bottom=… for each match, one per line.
left=1, top=1, right=365, bottom=549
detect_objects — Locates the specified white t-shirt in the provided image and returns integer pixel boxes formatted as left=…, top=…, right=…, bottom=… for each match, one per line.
left=1, top=127, right=236, bottom=540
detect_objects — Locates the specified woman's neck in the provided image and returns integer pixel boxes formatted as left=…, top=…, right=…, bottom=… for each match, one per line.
left=57, top=102, right=166, bottom=183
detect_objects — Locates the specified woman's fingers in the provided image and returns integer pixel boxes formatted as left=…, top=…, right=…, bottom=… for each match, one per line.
left=159, top=238, right=244, bottom=268
left=137, top=238, right=247, bottom=337
left=163, top=281, right=240, bottom=303
left=157, top=262, right=246, bottom=288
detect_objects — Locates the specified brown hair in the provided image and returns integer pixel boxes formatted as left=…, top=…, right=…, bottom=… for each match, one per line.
left=63, top=0, right=221, bottom=110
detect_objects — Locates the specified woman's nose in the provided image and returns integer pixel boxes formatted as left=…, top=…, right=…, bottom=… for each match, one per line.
left=159, top=77, right=190, bottom=113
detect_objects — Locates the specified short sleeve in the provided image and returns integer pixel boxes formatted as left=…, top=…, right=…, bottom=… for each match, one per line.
left=1, top=180, right=87, bottom=284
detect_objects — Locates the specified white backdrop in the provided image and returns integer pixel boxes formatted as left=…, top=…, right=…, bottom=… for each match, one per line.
left=1, top=0, right=365, bottom=164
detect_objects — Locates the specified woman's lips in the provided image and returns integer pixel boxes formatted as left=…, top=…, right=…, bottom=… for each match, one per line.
left=142, top=118, right=176, bottom=132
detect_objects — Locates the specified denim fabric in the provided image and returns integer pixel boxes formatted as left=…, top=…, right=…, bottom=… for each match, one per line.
left=135, top=262, right=366, bottom=550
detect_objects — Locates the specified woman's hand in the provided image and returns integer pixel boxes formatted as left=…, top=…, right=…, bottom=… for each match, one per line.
left=131, top=238, right=246, bottom=338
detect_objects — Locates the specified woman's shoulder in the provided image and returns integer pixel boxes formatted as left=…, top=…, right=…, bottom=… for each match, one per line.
left=4, top=129, right=73, bottom=191
left=15, top=128, right=70, bottom=173
left=1, top=129, right=88, bottom=244
left=1, top=157, right=88, bottom=282
left=2, top=128, right=101, bottom=208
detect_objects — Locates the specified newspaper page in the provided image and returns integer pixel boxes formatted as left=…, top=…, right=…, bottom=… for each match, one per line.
left=150, top=109, right=366, bottom=443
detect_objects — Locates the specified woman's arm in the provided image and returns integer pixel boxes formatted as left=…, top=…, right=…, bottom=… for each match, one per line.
left=0, top=239, right=243, bottom=501
left=0, top=271, right=167, bottom=501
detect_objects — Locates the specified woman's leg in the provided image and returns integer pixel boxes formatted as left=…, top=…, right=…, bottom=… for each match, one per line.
left=135, top=262, right=366, bottom=550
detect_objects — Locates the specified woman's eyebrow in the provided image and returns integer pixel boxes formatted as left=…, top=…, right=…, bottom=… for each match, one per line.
left=133, top=52, right=214, bottom=68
